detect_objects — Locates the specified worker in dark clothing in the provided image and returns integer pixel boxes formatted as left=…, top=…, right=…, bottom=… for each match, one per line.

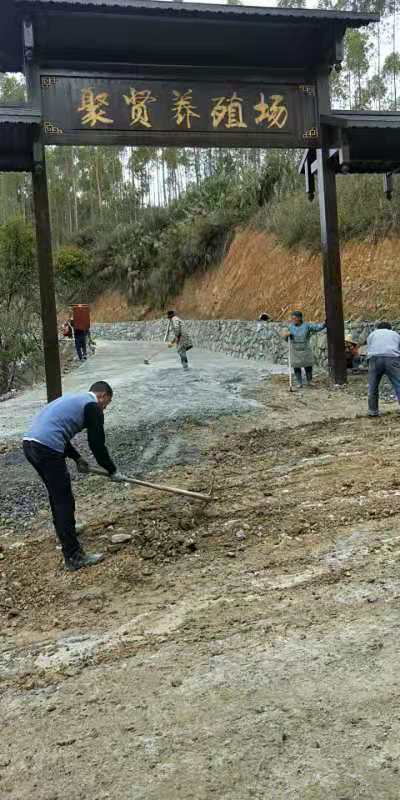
left=23, top=381, right=122, bottom=572
left=73, top=323, right=88, bottom=362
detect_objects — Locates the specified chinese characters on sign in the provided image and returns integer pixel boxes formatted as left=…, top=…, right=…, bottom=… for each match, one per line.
left=172, top=90, right=200, bottom=128
left=40, top=75, right=319, bottom=146
left=75, top=86, right=289, bottom=131
left=123, top=88, right=156, bottom=128
left=77, top=89, right=114, bottom=127
left=254, top=94, right=288, bottom=129
left=210, top=92, right=247, bottom=129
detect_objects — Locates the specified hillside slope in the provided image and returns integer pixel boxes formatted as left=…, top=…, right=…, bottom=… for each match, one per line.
left=92, top=229, right=400, bottom=322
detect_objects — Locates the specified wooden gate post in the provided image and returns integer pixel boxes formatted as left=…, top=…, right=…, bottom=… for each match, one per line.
left=317, top=146, right=347, bottom=385
left=32, top=144, right=62, bottom=402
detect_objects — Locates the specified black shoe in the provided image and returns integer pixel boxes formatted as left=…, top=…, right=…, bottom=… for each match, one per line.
left=64, top=550, right=104, bottom=572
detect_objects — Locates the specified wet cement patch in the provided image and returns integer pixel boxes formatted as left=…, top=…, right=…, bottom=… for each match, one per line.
left=0, top=342, right=275, bottom=525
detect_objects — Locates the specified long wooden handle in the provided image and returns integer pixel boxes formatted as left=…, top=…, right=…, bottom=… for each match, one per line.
left=163, top=320, right=171, bottom=342
left=87, top=466, right=213, bottom=503
left=147, top=345, right=166, bottom=360
left=288, top=338, right=293, bottom=392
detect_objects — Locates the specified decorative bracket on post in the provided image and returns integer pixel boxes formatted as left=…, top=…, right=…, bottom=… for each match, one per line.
left=298, top=149, right=316, bottom=201
left=305, top=152, right=315, bottom=201
left=384, top=172, right=393, bottom=201
left=337, top=130, right=350, bottom=173
left=334, top=34, right=344, bottom=72
left=22, top=17, right=41, bottom=106
left=22, top=18, right=34, bottom=63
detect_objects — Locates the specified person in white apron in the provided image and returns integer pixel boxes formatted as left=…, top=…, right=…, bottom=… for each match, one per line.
left=284, top=310, right=326, bottom=387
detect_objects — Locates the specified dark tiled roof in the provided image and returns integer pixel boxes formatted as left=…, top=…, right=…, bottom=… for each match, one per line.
left=16, top=0, right=378, bottom=24
left=0, top=105, right=40, bottom=171
left=323, top=111, right=400, bottom=129
left=2, top=0, right=378, bottom=71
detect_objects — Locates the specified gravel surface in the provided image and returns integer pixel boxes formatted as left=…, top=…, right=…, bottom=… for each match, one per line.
left=0, top=340, right=275, bottom=524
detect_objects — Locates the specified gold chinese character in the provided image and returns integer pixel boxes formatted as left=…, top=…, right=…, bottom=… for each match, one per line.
left=77, top=88, right=114, bottom=127
left=172, top=89, right=200, bottom=129
left=254, top=94, right=288, bottom=129
left=123, top=88, right=157, bottom=128
left=211, top=92, right=247, bottom=129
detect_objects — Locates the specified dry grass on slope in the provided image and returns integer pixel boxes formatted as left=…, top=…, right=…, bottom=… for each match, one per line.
left=174, top=230, right=400, bottom=321
left=91, top=231, right=400, bottom=323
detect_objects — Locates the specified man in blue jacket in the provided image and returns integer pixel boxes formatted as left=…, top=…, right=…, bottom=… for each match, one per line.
left=23, top=380, right=122, bottom=572
left=367, top=322, right=400, bottom=417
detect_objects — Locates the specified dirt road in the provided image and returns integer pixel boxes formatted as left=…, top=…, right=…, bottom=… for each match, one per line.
left=2, top=344, right=400, bottom=799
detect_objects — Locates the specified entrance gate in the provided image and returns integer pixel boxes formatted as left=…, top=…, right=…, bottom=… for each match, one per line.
left=0, top=0, right=380, bottom=399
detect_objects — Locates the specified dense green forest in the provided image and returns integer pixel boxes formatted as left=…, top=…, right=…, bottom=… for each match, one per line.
left=0, top=1, right=398, bottom=319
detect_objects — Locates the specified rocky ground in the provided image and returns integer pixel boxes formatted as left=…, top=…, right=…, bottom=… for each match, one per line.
left=1, top=343, right=400, bottom=799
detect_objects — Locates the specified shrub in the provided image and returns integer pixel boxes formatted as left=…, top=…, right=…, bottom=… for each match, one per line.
left=336, top=175, right=400, bottom=242
left=56, top=245, right=90, bottom=285
left=143, top=209, right=236, bottom=306
left=0, top=218, right=41, bottom=393
left=260, top=192, right=321, bottom=251
left=255, top=174, right=400, bottom=252
left=62, top=168, right=256, bottom=307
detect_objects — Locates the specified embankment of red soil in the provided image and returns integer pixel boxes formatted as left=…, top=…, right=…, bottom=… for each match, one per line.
left=91, top=230, right=400, bottom=322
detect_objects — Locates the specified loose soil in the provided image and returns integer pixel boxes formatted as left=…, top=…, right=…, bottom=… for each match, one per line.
left=2, top=354, right=400, bottom=799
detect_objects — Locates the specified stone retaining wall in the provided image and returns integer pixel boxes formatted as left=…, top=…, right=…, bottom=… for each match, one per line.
left=92, top=319, right=399, bottom=367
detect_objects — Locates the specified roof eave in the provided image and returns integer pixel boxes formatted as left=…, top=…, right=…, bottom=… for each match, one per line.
left=15, top=0, right=379, bottom=26
left=322, top=112, right=400, bottom=130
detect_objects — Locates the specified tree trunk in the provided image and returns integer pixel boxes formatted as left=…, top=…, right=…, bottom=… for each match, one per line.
left=95, top=149, right=103, bottom=217
left=71, top=148, right=79, bottom=231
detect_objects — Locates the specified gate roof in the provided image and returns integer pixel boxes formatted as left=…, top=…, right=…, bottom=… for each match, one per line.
left=2, top=0, right=377, bottom=72
left=323, top=112, right=400, bottom=174
left=0, top=106, right=41, bottom=171
left=300, top=112, right=400, bottom=176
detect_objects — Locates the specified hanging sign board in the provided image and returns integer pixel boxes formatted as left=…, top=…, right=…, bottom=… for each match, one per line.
left=41, top=74, right=319, bottom=148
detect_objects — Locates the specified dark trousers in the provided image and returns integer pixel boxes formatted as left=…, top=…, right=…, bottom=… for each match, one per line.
left=75, top=332, right=87, bottom=361
left=368, top=356, right=400, bottom=415
left=294, top=366, right=313, bottom=386
left=23, top=440, right=80, bottom=560
left=179, top=349, right=189, bottom=369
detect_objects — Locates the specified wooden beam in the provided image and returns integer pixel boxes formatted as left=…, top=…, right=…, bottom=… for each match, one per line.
left=32, top=145, right=62, bottom=402
left=317, top=146, right=347, bottom=385
left=24, top=21, right=62, bottom=402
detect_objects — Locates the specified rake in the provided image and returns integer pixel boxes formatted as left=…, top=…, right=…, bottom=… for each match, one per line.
left=87, top=466, right=214, bottom=504
left=143, top=321, right=171, bottom=365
